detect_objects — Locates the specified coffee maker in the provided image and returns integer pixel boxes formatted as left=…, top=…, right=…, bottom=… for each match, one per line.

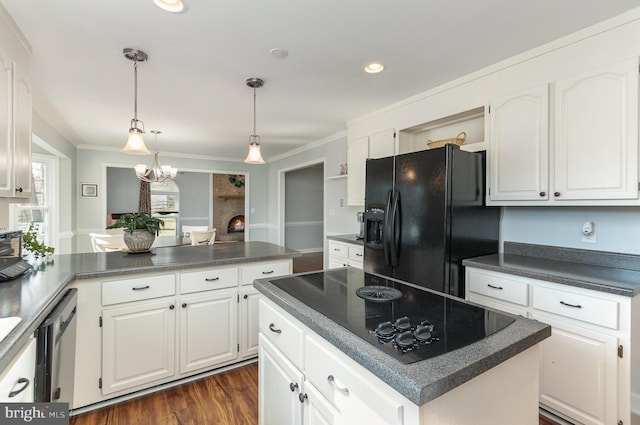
left=356, top=212, right=365, bottom=239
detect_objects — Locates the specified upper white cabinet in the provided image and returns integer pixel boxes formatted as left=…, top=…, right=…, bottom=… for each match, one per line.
left=554, top=58, right=638, bottom=201
left=488, top=84, right=549, bottom=201
left=0, top=49, right=32, bottom=198
left=347, top=129, right=395, bottom=205
left=488, top=57, right=639, bottom=205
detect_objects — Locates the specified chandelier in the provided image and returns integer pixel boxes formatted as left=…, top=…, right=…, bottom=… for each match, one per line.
left=122, top=48, right=150, bottom=155
left=135, top=130, right=177, bottom=182
left=244, top=77, right=265, bottom=164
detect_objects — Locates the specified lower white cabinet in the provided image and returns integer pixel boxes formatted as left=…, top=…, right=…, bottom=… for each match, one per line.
left=465, top=267, right=634, bottom=425
left=240, top=285, right=260, bottom=359
left=179, top=288, right=238, bottom=374
left=0, top=336, right=36, bottom=402
left=327, top=240, right=363, bottom=270
left=101, top=299, right=176, bottom=395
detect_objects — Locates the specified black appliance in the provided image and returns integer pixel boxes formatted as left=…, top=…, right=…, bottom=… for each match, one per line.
left=363, top=144, right=499, bottom=298
left=35, top=288, right=78, bottom=403
left=269, top=268, right=515, bottom=364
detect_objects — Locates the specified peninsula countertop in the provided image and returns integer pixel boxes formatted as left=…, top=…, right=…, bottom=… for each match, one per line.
left=254, top=267, right=551, bottom=406
left=0, top=241, right=299, bottom=375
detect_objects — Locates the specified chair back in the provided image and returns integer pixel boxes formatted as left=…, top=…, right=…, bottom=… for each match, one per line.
left=90, top=232, right=124, bottom=252
left=190, top=229, right=216, bottom=246
left=182, top=225, right=209, bottom=238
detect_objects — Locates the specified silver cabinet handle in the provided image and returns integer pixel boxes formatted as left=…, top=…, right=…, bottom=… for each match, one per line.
left=269, top=323, right=282, bottom=334
left=487, top=284, right=503, bottom=290
left=8, top=378, right=30, bottom=398
left=205, top=277, right=220, bottom=282
left=327, top=375, right=349, bottom=395
left=132, top=285, right=150, bottom=290
left=560, top=301, right=582, bottom=308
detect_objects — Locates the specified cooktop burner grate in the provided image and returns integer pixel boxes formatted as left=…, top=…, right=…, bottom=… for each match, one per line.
left=355, top=285, right=403, bottom=302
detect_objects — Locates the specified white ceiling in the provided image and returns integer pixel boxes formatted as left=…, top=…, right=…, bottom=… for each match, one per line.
left=2, top=0, right=639, bottom=161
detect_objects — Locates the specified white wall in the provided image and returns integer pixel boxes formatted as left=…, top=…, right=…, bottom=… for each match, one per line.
left=348, top=8, right=640, bottom=256
left=285, top=165, right=324, bottom=252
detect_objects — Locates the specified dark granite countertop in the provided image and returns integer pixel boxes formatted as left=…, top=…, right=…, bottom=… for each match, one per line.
left=254, top=269, right=550, bottom=406
left=327, top=234, right=363, bottom=245
left=0, top=241, right=299, bottom=374
left=462, top=242, right=640, bottom=297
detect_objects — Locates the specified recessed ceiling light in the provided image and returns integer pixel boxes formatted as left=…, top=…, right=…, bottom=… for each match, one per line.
left=364, top=62, right=385, bottom=74
left=270, top=48, right=289, bottom=59
left=153, top=0, right=184, bottom=13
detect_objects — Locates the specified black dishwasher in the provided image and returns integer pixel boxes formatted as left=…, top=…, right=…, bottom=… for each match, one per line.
left=35, top=288, right=78, bottom=404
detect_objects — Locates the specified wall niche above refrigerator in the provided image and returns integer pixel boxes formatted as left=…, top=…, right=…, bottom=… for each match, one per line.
left=397, top=106, right=486, bottom=155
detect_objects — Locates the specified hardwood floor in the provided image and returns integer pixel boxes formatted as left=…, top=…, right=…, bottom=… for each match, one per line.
left=71, top=364, right=258, bottom=425
left=292, top=251, right=323, bottom=273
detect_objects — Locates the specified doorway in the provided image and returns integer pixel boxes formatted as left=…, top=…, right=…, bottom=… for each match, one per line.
left=212, top=173, right=246, bottom=242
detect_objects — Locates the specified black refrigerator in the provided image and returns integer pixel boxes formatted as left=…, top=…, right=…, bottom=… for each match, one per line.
left=363, top=144, right=500, bottom=298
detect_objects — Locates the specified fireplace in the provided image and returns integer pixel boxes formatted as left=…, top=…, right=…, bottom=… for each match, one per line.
left=227, top=215, right=245, bottom=233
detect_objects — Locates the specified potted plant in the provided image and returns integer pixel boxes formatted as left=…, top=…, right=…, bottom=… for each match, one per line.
left=106, top=212, right=164, bottom=253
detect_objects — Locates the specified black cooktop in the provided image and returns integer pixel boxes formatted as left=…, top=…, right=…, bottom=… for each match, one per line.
left=269, top=268, right=515, bottom=364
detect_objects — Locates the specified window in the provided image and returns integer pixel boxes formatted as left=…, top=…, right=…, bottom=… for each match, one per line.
left=151, top=180, right=179, bottom=238
left=10, top=154, right=57, bottom=247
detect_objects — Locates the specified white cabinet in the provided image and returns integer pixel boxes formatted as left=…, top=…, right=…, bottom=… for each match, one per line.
left=465, top=267, right=633, bottom=425
left=553, top=57, right=638, bottom=201
left=487, top=58, right=640, bottom=205
left=347, top=129, right=395, bottom=205
left=0, top=50, right=32, bottom=198
left=327, top=240, right=363, bottom=270
left=179, top=288, right=238, bottom=374
left=239, top=285, right=260, bottom=359
left=101, top=298, right=176, bottom=395
left=0, top=336, right=36, bottom=402
left=487, top=84, right=549, bottom=201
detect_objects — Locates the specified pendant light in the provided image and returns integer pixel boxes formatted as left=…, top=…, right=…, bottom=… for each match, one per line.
left=135, top=130, right=177, bottom=182
left=122, top=48, right=150, bottom=155
left=244, top=77, right=265, bottom=164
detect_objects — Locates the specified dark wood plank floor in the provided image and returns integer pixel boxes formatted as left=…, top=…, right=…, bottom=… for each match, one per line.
left=71, top=253, right=561, bottom=425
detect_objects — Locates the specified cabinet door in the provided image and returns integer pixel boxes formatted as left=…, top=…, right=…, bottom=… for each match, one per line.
left=102, top=300, right=176, bottom=395
left=368, top=129, right=395, bottom=159
left=259, top=335, right=303, bottom=425
left=302, top=382, right=338, bottom=425
left=0, top=337, right=35, bottom=402
left=347, top=136, right=369, bottom=206
left=328, top=256, right=348, bottom=269
left=239, top=285, right=260, bottom=359
left=179, top=289, right=238, bottom=374
left=554, top=58, right=639, bottom=200
left=533, top=313, right=618, bottom=425
left=0, top=52, right=11, bottom=197
left=12, top=62, right=32, bottom=198
left=488, top=84, right=549, bottom=201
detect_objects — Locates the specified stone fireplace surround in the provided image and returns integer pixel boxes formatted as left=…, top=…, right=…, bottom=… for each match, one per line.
left=213, top=174, right=245, bottom=242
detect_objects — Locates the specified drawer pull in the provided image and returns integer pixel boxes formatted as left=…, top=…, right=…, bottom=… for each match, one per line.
left=132, top=285, right=150, bottom=291
left=269, top=323, right=282, bottom=334
left=289, top=382, right=298, bottom=392
left=298, top=393, right=308, bottom=403
left=262, top=270, right=274, bottom=275
left=169, top=304, right=175, bottom=310
left=327, top=375, right=349, bottom=395
left=355, top=253, right=363, bottom=257
left=487, top=284, right=503, bottom=290
left=8, top=377, right=30, bottom=398
left=560, top=300, right=582, bottom=309
left=205, top=277, right=220, bottom=282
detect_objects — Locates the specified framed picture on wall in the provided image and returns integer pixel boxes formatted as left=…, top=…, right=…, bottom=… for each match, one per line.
left=81, top=183, right=98, bottom=198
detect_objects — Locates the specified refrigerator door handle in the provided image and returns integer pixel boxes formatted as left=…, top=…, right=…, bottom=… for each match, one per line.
left=390, top=189, right=401, bottom=268
left=383, top=190, right=393, bottom=266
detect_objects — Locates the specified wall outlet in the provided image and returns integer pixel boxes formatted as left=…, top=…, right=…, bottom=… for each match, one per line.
left=582, top=221, right=596, bottom=244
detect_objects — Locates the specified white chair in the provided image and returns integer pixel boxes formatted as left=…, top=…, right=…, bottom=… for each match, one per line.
left=90, top=232, right=124, bottom=252
left=182, top=225, right=208, bottom=238
left=190, top=229, right=216, bottom=245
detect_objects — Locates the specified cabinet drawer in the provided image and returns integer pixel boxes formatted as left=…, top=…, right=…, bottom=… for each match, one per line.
left=180, top=266, right=238, bottom=294
left=328, top=241, right=348, bottom=259
left=241, top=260, right=291, bottom=285
left=468, top=271, right=529, bottom=306
left=305, top=334, right=403, bottom=424
left=259, top=299, right=304, bottom=368
left=102, top=274, right=176, bottom=306
left=0, top=336, right=35, bottom=402
left=533, top=286, right=619, bottom=329
left=348, top=245, right=364, bottom=262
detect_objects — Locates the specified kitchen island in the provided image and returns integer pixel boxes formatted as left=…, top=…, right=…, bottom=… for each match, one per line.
left=254, top=267, right=551, bottom=425
left=0, top=241, right=299, bottom=407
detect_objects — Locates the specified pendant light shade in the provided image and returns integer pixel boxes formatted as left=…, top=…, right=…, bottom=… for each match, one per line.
left=122, top=48, right=150, bottom=155
left=244, top=77, right=265, bottom=164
